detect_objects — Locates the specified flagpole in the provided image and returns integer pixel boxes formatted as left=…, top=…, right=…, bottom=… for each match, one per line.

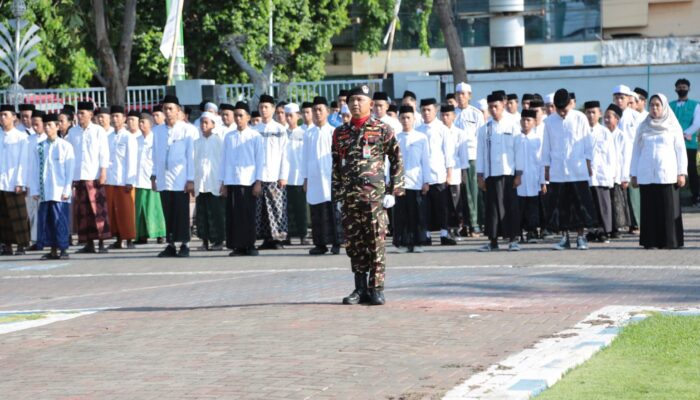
left=167, top=0, right=184, bottom=85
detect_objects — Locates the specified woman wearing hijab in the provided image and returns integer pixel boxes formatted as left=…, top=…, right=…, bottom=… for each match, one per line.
left=630, top=93, right=688, bottom=249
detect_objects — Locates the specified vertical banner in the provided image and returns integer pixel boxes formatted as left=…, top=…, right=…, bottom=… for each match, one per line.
left=160, top=0, right=186, bottom=83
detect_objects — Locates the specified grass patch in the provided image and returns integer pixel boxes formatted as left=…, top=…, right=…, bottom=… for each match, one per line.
left=538, top=314, right=700, bottom=399
left=0, top=313, right=47, bottom=324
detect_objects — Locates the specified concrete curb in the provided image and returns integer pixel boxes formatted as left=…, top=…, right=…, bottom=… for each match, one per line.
left=442, top=305, right=700, bottom=400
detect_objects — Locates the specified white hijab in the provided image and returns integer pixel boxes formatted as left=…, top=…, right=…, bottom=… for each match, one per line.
left=637, top=93, right=682, bottom=140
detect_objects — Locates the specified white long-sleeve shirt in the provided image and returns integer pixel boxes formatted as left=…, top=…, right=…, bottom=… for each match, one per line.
left=416, top=119, right=455, bottom=184
left=219, top=127, right=264, bottom=186
left=136, top=133, right=155, bottom=189
left=445, top=124, right=467, bottom=185
left=106, top=128, right=138, bottom=186
left=588, top=124, right=618, bottom=188
left=286, top=126, right=305, bottom=186
left=612, top=127, right=632, bottom=184
left=619, top=107, right=641, bottom=142
left=256, top=120, right=289, bottom=182
left=67, top=123, right=110, bottom=181
left=0, top=127, right=29, bottom=191
left=28, top=137, right=75, bottom=202
left=380, top=115, right=402, bottom=135
left=542, top=110, right=592, bottom=183
left=630, top=125, right=688, bottom=185
left=515, top=130, right=544, bottom=197
left=194, top=134, right=224, bottom=196
left=152, top=121, right=195, bottom=192
left=455, top=105, right=485, bottom=160
left=476, top=117, right=521, bottom=179
left=301, top=123, right=334, bottom=205
left=397, top=130, right=431, bottom=191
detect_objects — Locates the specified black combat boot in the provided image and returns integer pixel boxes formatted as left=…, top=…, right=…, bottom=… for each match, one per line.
left=367, top=287, right=385, bottom=306
left=342, top=273, right=369, bottom=305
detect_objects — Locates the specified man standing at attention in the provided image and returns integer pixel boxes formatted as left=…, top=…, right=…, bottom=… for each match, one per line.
left=68, top=102, right=111, bottom=254
left=255, top=94, right=290, bottom=250
left=332, top=85, right=404, bottom=306
left=670, top=78, right=700, bottom=206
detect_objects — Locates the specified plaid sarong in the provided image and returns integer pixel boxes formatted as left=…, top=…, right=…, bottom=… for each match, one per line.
left=0, top=191, right=30, bottom=245
left=73, top=180, right=112, bottom=241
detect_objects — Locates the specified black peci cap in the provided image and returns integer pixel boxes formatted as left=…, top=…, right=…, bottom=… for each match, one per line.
left=583, top=101, right=600, bottom=109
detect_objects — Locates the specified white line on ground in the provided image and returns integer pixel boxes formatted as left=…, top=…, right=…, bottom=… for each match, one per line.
left=442, top=305, right=700, bottom=400
left=3, top=264, right=700, bottom=280
left=0, top=310, right=97, bottom=335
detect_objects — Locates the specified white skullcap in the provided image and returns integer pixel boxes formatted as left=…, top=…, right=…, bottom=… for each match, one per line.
left=340, top=104, right=350, bottom=114
left=544, top=93, right=555, bottom=104
left=477, top=98, right=488, bottom=111
left=612, top=84, right=633, bottom=96
left=284, top=103, right=300, bottom=114
left=455, top=82, right=472, bottom=93
left=204, top=102, right=218, bottom=113
left=200, top=111, right=216, bottom=121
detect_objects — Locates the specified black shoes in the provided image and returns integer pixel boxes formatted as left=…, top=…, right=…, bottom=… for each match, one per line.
left=229, top=247, right=259, bottom=256
left=367, top=288, right=385, bottom=305
left=177, top=245, right=190, bottom=257
left=330, top=245, right=341, bottom=255
left=158, top=244, right=178, bottom=258
left=342, top=272, right=370, bottom=305
left=309, top=246, right=328, bottom=255
left=258, top=240, right=284, bottom=250
left=440, top=236, right=457, bottom=246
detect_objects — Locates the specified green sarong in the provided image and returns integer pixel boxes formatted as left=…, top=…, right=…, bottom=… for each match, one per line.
left=135, top=188, right=166, bottom=239
left=195, top=192, right=226, bottom=243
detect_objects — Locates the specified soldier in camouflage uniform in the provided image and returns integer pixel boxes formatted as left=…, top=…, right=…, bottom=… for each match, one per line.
left=332, top=85, right=404, bottom=306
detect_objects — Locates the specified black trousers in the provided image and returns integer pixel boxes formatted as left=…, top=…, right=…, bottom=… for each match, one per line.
left=484, top=176, right=519, bottom=241
left=160, top=191, right=191, bottom=244
left=225, top=185, right=257, bottom=250
left=687, top=149, right=699, bottom=201
left=392, top=189, right=427, bottom=247
left=639, top=184, right=684, bottom=249
left=309, top=201, right=342, bottom=247
left=426, top=183, right=449, bottom=231
left=518, top=195, right=542, bottom=232
left=546, top=181, right=597, bottom=232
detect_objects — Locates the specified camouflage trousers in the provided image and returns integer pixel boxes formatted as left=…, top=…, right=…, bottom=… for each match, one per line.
left=340, top=200, right=388, bottom=289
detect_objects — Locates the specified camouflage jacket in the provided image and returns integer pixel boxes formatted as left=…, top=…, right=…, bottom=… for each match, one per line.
left=332, top=116, right=404, bottom=203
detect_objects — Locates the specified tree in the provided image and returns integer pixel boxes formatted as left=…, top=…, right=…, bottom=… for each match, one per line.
left=173, top=0, right=350, bottom=98
left=91, top=0, right=137, bottom=106
left=0, top=0, right=96, bottom=88
left=434, top=0, right=467, bottom=83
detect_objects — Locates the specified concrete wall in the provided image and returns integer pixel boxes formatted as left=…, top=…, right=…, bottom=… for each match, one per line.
left=603, top=0, right=700, bottom=37
left=441, top=63, right=700, bottom=107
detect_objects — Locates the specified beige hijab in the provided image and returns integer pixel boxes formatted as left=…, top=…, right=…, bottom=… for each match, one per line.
left=637, top=93, right=682, bottom=140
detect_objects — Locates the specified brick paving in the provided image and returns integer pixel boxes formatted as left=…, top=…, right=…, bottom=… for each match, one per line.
left=1, top=212, right=700, bottom=399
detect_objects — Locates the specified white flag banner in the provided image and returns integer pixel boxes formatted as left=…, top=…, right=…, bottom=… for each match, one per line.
left=159, top=0, right=181, bottom=59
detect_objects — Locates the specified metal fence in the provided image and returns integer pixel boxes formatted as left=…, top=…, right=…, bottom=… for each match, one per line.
left=0, top=85, right=167, bottom=112
left=219, top=79, right=384, bottom=104
left=0, top=79, right=383, bottom=112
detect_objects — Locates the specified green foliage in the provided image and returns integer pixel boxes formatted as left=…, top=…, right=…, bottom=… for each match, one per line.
left=0, top=0, right=96, bottom=88
left=182, top=0, right=351, bottom=84
left=351, top=0, right=395, bottom=55
left=131, top=27, right=169, bottom=86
